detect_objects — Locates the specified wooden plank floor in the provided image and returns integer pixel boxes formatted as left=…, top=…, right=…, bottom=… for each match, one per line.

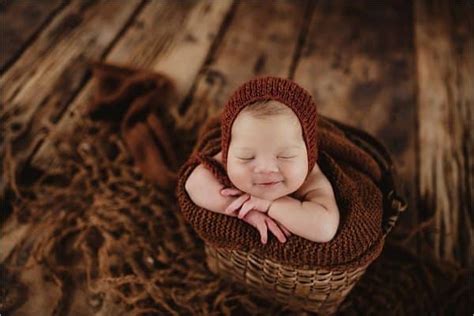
left=1, top=0, right=472, bottom=274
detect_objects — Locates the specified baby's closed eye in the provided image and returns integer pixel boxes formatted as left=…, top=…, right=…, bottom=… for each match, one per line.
left=237, top=156, right=254, bottom=161
left=236, top=154, right=298, bottom=161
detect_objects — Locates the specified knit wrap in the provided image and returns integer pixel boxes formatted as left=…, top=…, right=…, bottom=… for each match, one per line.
left=221, top=76, right=318, bottom=173
left=177, top=115, right=385, bottom=270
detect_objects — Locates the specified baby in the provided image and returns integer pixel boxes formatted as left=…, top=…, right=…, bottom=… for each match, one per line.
left=185, top=77, right=340, bottom=245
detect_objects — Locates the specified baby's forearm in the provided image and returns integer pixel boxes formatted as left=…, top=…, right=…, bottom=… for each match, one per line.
left=267, top=196, right=339, bottom=243
left=185, top=164, right=236, bottom=216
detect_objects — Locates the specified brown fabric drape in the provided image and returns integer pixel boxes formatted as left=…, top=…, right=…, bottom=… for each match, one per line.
left=177, top=115, right=385, bottom=270
left=85, top=62, right=385, bottom=270
left=3, top=62, right=469, bottom=315
left=85, top=62, right=180, bottom=189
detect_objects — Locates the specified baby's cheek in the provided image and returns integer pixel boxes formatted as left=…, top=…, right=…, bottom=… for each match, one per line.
left=227, top=164, right=251, bottom=189
left=284, top=164, right=307, bottom=189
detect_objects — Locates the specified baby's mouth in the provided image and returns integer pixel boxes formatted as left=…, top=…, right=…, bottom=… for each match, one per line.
left=254, top=180, right=283, bottom=187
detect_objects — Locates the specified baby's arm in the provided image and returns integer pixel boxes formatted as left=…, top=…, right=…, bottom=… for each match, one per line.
left=185, top=163, right=238, bottom=215
left=268, top=181, right=340, bottom=243
left=185, top=163, right=288, bottom=243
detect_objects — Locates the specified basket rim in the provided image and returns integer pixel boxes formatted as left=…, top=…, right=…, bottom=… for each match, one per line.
left=204, top=238, right=383, bottom=272
left=320, top=115, right=407, bottom=237
left=180, top=114, right=407, bottom=269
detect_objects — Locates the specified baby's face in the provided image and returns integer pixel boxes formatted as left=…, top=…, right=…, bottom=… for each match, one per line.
left=227, top=110, right=308, bottom=201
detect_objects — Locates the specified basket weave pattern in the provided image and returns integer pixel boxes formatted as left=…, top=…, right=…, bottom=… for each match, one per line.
left=206, top=246, right=369, bottom=314
left=202, top=116, right=406, bottom=315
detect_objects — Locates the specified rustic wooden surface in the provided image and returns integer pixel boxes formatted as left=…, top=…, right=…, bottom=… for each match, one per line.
left=414, top=0, right=473, bottom=268
left=294, top=0, right=419, bottom=253
left=1, top=0, right=472, bottom=276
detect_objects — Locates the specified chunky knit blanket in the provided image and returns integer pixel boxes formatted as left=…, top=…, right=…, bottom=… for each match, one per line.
left=2, top=62, right=470, bottom=315
left=177, top=114, right=385, bottom=270
left=85, top=61, right=386, bottom=270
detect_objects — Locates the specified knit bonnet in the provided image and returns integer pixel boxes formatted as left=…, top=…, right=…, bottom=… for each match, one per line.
left=221, top=76, right=318, bottom=173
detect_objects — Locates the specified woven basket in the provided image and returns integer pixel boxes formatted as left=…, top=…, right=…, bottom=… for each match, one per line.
left=204, top=115, right=407, bottom=315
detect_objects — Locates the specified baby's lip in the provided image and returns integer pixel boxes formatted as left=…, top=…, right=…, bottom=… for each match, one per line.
left=255, top=180, right=283, bottom=185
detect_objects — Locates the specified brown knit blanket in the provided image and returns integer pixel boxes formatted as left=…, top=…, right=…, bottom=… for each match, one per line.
left=86, top=61, right=386, bottom=270
left=178, top=115, right=385, bottom=270
left=2, top=62, right=470, bottom=315
left=85, top=58, right=383, bottom=268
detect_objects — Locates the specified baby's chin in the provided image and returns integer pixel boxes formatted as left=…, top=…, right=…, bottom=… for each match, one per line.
left=246, top=187, right=289, bottom=201
left=252, top=192, right=285, bottom=201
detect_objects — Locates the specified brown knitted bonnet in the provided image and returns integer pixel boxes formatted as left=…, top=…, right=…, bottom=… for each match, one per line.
left=221, top=76, right=318, bottom=173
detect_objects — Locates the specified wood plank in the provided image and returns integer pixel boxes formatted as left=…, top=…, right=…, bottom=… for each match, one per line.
left=293, top=0, right=418, bottom=248
left=0, top=0, right=144, bottom=197
left=181, top=0, right=310, bottom=128
left=2, top=2, right=234, bottom=304
left=415, top=0, right=473, bottom=268
left=0, top=0, right=66, bottom=73
left=166, top=0, right=310, bottom=165
left=30, top=0, right=234, bottom=169
left=1, top=0, right=142, bottom=109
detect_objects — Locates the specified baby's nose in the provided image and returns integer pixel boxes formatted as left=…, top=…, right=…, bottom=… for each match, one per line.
left=254, top=158, right=279, bottom=173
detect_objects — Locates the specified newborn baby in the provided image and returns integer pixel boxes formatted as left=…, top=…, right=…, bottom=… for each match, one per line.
left=185, top=77, right=340, bottom=245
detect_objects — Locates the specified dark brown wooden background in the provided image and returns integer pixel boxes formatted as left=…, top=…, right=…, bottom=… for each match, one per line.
left=1, top=0, right=472, bottom=272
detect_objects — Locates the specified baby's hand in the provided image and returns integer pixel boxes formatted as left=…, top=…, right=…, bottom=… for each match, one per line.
left=242, top=210, right=287, bottom=244
left=237, top=195, right=272, bottom=219
left=221, top=188, right=272, bottom=218
left=221, top=192, right=250, bottom=217
left=220, top=188, right=248, bottom=216
left=220, top=188, right=292, bottom=242
left=220, top=188, right=243, bottom=197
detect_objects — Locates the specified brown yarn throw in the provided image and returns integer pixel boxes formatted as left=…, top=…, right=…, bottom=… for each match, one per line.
left=177, top=83, right=384, bottom=269
left=2, top=62, right=470, bottom=315
left=84, top=62, right=180, bottom=189
left=85, top=64, right=385, bottom=269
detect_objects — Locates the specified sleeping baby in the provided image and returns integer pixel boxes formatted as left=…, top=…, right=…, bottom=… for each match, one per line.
left=185, top=77, right=340, bottom=245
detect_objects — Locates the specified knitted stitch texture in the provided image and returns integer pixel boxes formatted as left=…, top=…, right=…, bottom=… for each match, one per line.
left=177, top=115, right=384, bottom=270
left=221, top=76, right=318, bottom=173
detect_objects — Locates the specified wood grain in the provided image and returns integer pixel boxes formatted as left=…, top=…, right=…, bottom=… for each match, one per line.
left=415, top=0, right=473, bottom=267
left=0, top=0, right=66, bottom=73
left=172, top=0, right=309, bottom=162
left=293, top=0, right=418, bottom=248
left=181, top=0, right=309, bottom=122
left=30, top=0, right=234, bottom=170
left=0, top=2, right=471, bottom=314
left=0, top=0, right=144, bottom=198
left=1, top=1, right=234, bottom=303
left=1, top=0, right=470, bottom=271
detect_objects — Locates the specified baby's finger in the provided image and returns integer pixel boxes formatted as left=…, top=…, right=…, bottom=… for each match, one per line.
left=279, top=224, right=292, bottom=237
left=272, top=219, right=291, bottom=237
left=257, top=222, right=268, bottom=244
left=238, top=201, right=254, bottom=219
left=225, top=194, right=249, bottom=214
left=220, top=188, right=242, bottom=196
left=266, top=219, right=286, bottom=243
